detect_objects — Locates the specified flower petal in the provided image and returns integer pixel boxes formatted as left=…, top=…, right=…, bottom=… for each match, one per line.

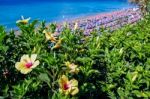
left=63, top=90, right=70, bottom=95
left=61, top=75, right=69, bottom=82
left=69, top=64, right=77, bottom=69
left=59, top=75, right=69, bottom=88
left=16, top=17, right=30, bottom=24
left=43, top=30, right=47, bottom=34
left=15, top=62, right=24, bottom=71
left=31, top=60, right=40, bottom=68
left=70, top=79, right=78, bottom=87
left=20, top=68, right=32, bottom=74
left=69, top=68, right=79, bottom=74
left=70, top=87, right=79, bottom=96
left=59, top=88, right=70, bottom=95
left=65, top=61, right=70, bottom=66
left=31, top=54, right=37, bottom=63
left=26, top=17, right=31, bottom=21
left=21, top=55, right=30, bottom=62
left=45, top=32, right=51, bottom=40
left=16, top=20, right=21, bottom=24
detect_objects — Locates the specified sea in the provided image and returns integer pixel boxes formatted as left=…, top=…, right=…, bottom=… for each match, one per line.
left=0, top=0, right=135, bottom=28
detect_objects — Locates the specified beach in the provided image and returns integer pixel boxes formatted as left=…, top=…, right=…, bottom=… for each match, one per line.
left=15, top=7, right=142, bottom=36
left=0, top=0, right=134, bottom=28
left=54, top=8, right=142, bottom=35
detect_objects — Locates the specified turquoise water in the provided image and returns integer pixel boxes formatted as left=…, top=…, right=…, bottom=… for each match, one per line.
left=0, top=0, right=134, bottom=28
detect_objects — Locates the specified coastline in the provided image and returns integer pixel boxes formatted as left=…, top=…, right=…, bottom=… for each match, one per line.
left=53, top=7, right=142, bottom=36
left=15, top=7, right=142, bottom=35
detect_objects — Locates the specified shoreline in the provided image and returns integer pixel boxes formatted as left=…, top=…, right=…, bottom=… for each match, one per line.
left=53, top=7, right=142, bottom=35
left=55, top=8, right=134, bottom=24
left=14, top=7, right=142, bottom=35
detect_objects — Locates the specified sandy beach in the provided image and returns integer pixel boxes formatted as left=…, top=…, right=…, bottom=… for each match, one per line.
left=15, top=8, right=142, bottom=36
left=54, top=8, right=142, bottom=35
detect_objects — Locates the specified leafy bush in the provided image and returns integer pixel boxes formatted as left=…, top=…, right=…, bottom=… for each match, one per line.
left=0, top=15, right=150, bottom=99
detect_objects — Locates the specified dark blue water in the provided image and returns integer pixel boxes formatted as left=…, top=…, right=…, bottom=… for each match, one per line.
left=0, top=0, right=134, bottom=28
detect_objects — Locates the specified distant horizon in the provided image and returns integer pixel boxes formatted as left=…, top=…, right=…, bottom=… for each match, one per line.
left=0, top=0, right=128, bottom=5
left=0, top=0, right=127, bottom=1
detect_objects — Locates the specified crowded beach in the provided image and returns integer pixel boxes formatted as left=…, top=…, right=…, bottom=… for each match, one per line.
left=53, top=8, right=142, bottom=35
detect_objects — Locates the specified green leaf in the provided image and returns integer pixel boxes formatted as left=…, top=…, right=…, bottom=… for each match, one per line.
left=38, top=73, right=50, bottom=83
left=0, top=96, right=5, bottom=99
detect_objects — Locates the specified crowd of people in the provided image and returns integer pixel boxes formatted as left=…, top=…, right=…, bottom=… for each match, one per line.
left=54, top=8, right=142, bottom=35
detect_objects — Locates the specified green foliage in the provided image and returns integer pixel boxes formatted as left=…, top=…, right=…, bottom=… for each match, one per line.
left=0, top=15, right=150, bottom=99
left=129, top=0, right=150, bottom=15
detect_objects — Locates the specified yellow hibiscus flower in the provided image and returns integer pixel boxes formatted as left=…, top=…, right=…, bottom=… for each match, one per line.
left=65, top=62, right=79, bottom=74
left=15, top=54, right=39, bottom=74
left=59, top=75, right=79, bottom=96
left=16, top=16, right=30, bottom=24
left=43, top=30, right=57, bottom=42
left=52, top=39, right=62, bottom=49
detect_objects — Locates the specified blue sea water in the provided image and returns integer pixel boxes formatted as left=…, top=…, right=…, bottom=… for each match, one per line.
left=0, top=0, right=134, bottom=28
